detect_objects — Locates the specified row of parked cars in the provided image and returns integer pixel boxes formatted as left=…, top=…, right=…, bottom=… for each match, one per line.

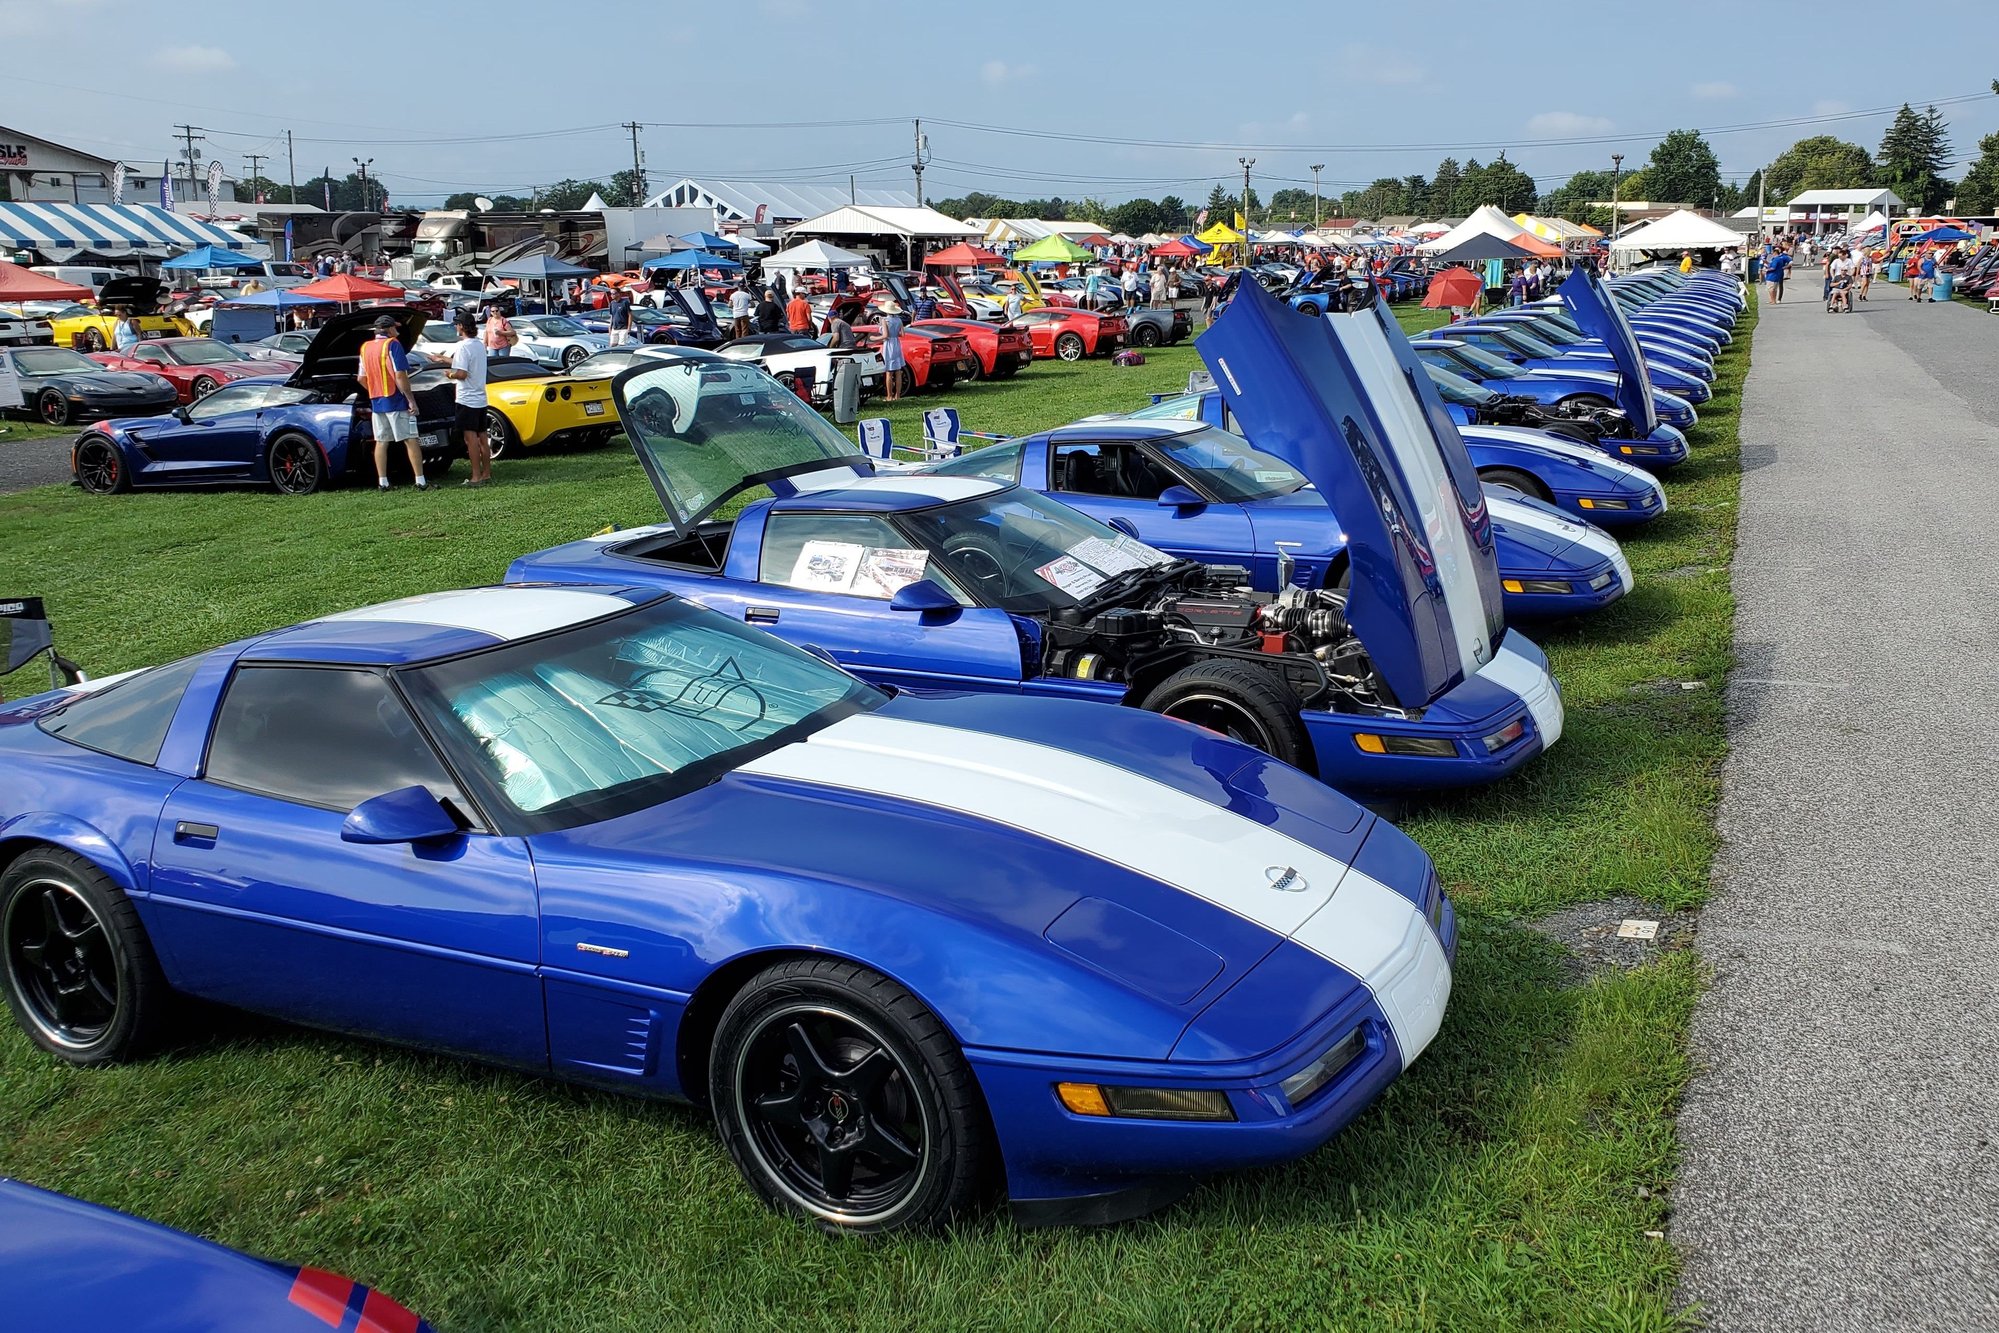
left=2, top=264, right=1739, bottom=1252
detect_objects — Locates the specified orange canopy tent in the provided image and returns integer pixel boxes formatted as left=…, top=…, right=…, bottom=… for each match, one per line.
left=291, top=273, right=404, bottom=302
left=1422, top=267, right=1487, bottom=309
left=1507, top=232, right=1562, bottom=259
left=924, top=242, right=1004, bottom=268
left=0, top=264, right=92, bottom=302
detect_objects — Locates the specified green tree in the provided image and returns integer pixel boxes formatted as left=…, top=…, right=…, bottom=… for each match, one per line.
left=1203, top=183, right=1233, bottom=218
left=537, top=179, right=607, bottom=211
left=1539, top=169, right=1615, bottom=229
left=1761, top=135, right=1875, bottom=204
left=1401, top=174, right=1430, bottom=217
left=1469, top=154, right=1537, bottom=214
left=1430, top=157, right=1462, bottom=215
left=1644, top=128, right=1723, bottom=206
left=1956, top=130, right=1999, bottom=214
left=1155, top=195, right=1190, bottom=231
left=232, top=175, right=283, bottom=204
left=1268, top=187, right=1315, bottom=222
left=608, top=168, right=648, bottom=208
left=1110, top=198, right=1164, bottom=236
left=1877, top=104, right=1953, bottom=213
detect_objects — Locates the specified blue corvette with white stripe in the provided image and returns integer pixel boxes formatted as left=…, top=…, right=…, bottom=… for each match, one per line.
left=0, top=585, right=1452, bottom=1233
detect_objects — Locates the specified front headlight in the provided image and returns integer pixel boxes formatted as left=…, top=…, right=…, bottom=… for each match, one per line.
left=1502, top=578, right=1574, bottom=595
left=1577, top=497, right=1630, bottom=510
left=1279, top=1027, right=1369, bottom=1107
left=1354, top=733, right=1459, bottom=757
left=1055, top=1083, right=1235, bottom=1122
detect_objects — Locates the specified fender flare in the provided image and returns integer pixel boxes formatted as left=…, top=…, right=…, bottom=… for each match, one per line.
left=0, top=811, right=144, bottom=896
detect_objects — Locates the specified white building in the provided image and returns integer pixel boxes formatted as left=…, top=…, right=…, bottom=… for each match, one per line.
left=1, top=125, right=237, bottom=208
left=641, top=178, right=908, bottom=227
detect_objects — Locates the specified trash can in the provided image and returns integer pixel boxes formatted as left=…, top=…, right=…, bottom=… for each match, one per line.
left=1932, top=274, right=1953, bottom=301
left=1885, top=261, right=1905, bottom=283
left=1747, top=256, right=1762, bottom=282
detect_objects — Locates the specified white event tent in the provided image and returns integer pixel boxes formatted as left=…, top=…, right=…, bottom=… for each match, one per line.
left=759, top=237, right=874, bottom=274
left=1608, top=209, right=1745, bottom=253
left=1415, top=205, right=1532, bottom=254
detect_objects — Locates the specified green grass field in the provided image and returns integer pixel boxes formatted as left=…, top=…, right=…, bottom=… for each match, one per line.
left=0, top=300, right=1750, bottom=1332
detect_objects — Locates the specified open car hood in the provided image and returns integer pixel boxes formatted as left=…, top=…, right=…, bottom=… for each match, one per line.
left=286, top=306, right=427, bottom=386
left=1558, top=267, right=1656, bottom=433
left=1196, top=279, right=1505, bottom=709
left=93, top=276, right=163, bottom=313
left=609, top=353, right=872, bottom=537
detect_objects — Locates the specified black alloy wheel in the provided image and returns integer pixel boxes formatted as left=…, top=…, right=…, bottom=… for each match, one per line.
left=267, top=433, right=325, bottom=495
left=189, top=375, right=220, bottom=399
left=1295, top=302, right=1321, bottom=318
left=1132, top=324, right=1161, bottom=348
left=0, top=848, right=168, bottom=1064
left=37, top=389, right=71, bottom=426
left=562, top=344, right=588, bottom=368
left=711, top=958, right=988, bottom=1233
left=72, top=433, right=128, bottom=494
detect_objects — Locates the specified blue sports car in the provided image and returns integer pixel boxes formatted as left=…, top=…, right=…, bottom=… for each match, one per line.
left=0, top=585, right=1453, bottom=1232
left=1468, top=308, right=1715, bottom=382
left=68, top=308, right=458, bottom=495
left=924, top=418, right=1632, bottom=621
left=0, top=1179, right=436, bottom=1331
left=510, top=286, right=1565, bottom=792
left=1426, top=319, right=1713, bottom=404
left=1123, top=384, right=1668, bottom=528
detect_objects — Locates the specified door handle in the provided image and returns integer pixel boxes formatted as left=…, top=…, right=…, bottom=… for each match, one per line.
left=745, top=606, right=781, bottom=625
left=173, top=821, right=219, bottom=843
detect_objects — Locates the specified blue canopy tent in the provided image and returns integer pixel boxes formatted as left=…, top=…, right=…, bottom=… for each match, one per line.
left=641, top=249, right=743, bottom=273
left=1178, top=234, right=1214, bottom=254
left=1911, top=226, right=1976, bottom=244
left=486, top=252, right=597, bottom=314
left=677, top=231, right=740, bottom=253
left=210, top=288, right=335, bottom=345
left=160, top=245, right=264, bottom=271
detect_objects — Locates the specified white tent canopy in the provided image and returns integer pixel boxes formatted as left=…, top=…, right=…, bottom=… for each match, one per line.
left=760, top=238, right=874, bottom=272
left=1415, top=204, right=1531, bottom=254
left=786, top=205, right=982, bottom=240
left=722, top=232, right=770, bottom=254
left=1608, top=208, right=1745, bottom=252
left=1851, top=209, right=1890, bottom=236
left=580, top=191, right=610, bottom=212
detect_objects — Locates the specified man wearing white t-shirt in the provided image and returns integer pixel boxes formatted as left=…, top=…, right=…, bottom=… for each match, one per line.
left=442, top=310, right=493, bottom=487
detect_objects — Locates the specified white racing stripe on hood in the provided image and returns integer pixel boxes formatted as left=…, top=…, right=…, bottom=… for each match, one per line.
left=739, top=713, right=1442, bottom=1051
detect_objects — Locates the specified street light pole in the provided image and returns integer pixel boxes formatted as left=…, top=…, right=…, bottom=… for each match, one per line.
left=1239, top=156, right=1255, bottom=260
left=1310, top=164, right=1324, bottom=230
left=1610, top=152, right=1624, bottom=271
left=352, top=157, right=374, bottom=213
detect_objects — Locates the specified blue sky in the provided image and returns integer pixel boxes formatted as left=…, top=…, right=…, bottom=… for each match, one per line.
left=7, top=0, right=1996, bottom=209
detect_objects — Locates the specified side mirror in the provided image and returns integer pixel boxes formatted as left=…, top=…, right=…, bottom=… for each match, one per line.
left=342, top=785, right=460, bottom=845
left=888, top=578, right=961, bottom=621
left=172, top=406, right=191, bottom=423
left=1157, top=484, right=1205, bottom=513
left=1105, top=517, right=1140, bottom=539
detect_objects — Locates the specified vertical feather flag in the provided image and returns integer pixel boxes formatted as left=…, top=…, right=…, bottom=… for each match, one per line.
left=160, top=161, right=173, bottom=211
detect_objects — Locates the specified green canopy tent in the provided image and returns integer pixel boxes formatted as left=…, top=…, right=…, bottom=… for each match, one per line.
left=1011, top=234, right=1095, bottom=264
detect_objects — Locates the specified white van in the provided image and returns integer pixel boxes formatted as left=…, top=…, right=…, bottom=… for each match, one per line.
left=30, top=265, right=121, bottom=297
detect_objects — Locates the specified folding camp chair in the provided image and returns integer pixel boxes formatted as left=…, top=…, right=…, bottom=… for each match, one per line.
left=0, top=598, right=85, bottom=701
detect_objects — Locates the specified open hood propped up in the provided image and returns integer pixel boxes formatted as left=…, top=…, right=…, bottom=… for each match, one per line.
left=286, top=305, right=427, bottom=387
left=1558, top=267, right=1657, bottom=434
left=610, top=354, right=871, bottom=536
left=93, top=276, right=163, bottom=314
left=1196, top=278, right=1505, bottom=709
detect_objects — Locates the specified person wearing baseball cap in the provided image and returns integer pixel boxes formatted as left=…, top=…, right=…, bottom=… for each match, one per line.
left=357, top=313, right=425, bottom=490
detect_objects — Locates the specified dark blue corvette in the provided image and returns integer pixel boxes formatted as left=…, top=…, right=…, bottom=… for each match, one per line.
left=0, top=1179, right=435, bottom=1331
left=0, top=585, right=1453, bottom=1232
left=69, top=308, right=457, bottom=496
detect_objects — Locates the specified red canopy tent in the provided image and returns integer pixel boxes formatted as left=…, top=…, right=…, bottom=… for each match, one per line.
left=923, top=242, right=1004, bottom=268
left=1149, top=238, right=1200, bottom=258
left=290, top=273, right=404, bottom=303
left=1422, top=267, right=1487, bottom=310
left=0, top=264, right=92, bottom=302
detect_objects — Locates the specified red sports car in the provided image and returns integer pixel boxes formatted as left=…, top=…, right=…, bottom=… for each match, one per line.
left=912, top=318, right=1034, bottom=380
left=88, top=337, right=270, bottom=402
left=852, top=322, right=977, bottom=390
left=1012, top=308, right=1127, bottom=361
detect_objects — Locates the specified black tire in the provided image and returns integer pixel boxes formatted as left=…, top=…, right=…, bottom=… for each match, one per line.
left=72, top=432, right=128, bottom=494
left=561, top=344, right=587, bottom=368
left=958, top=357, right=984, bottom=384
left=710, top=957, right=989, bottom=1233
left=1294, top=302, right=1321, bottom=318
left=0, top=847, right=170, bottom=1066
left=1479, top=466, right=1550, bottom=502
left=189, top=375, right=220, bottom=400
left=79, top=327, right=106, bottom=352
left=422, top=453, right=456, bottom=480
left=1144, top=660, right=1315, bottom=772
left=484, top=409, right=517, bottom=460
left=1132, top=323, right=1161, bottom=348
left=1054, top=333, right=1085, bottom=362
left=773, top=371, right=798, bottom=392
left=37, top=389, right=71, bottom=427
left=266, top=433, right=325, bottom=495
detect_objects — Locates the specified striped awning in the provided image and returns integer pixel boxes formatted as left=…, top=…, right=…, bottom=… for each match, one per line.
left=0, top=203, right=262, bottom=260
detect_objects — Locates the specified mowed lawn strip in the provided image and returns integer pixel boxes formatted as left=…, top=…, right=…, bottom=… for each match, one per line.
left=0, top=296, right=1749, bottom=1332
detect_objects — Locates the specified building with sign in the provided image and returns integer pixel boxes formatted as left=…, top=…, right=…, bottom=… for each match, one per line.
left=641, top=178, right=907, bottom=229
left=0, top=124, right=235, bottom=207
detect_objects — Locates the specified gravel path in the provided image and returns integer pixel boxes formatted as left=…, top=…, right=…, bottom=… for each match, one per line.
left=1675, top=282, right=1999, bottom=1330
left=0, top=430, right=75, bottom=493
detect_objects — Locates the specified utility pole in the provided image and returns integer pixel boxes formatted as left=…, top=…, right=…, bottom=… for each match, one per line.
left=1755, top=167, right=1766, bottom=242
left=1310, top=164, right=1324, bottom=230
left=1609, top=152, right=1625, bottom=265
left=623, top=121, right=646, bottom=205
left=285, top=129, right=296, bottom=204
left=173, top=124, right=204, bottom=206
left=352, top=157, right=373, bottom=213
left=1240, top=156, right=1255, bottom=257
left=911, top=118, right=929, bottom=208
left=244, top=153, right=265, bottom=202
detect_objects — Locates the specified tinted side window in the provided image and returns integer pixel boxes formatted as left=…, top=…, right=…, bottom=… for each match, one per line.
left=205, top=667, right=461, bottom=814
left=38, top=655, right=205, bottom=766
left=925, top=439, right=1022, bottom=483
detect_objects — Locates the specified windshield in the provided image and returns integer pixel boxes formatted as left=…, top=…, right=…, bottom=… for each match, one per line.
left=1512, top=318, right=1584, bottom=346
left=1148, top=426, right=1305, bottom=501
left=532, top=317, right=588, bottom=336
left=12, top=348, right=103, bottom=374
left=1425, top=364, right=1500, bottom=406
left=1485, top=327, right=1560, bottom=358
left=165, top=339, right=247, bottom=365
left=895, top=490, right=1172, bottom=615
left=617, top=358, right=863, bottom=532
left=1435, top=342, right=1520, bottom=378
left=401, top=598, right=882, bottom=834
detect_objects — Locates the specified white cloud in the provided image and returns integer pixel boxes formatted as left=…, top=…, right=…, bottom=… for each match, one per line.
left=1691, top=81, right=1737, bottom=100
left=1526, top=111, right=1614, bottom=137
left=154, top=44, right=235, bottom=73
left=1339, top=45, right=1425, bottom=86
left=1812, top=99, right=1850, bottom=116
left=980, top=59, right=1034, bottom=87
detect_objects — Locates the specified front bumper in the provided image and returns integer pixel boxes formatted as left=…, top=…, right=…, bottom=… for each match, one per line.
left=1501, top=554, right=1631, bottom=618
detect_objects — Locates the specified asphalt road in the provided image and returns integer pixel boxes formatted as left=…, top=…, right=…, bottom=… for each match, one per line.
left=0, top=430, right=75, bottom=493
left=1675, top=281, right=1999, bottom=1329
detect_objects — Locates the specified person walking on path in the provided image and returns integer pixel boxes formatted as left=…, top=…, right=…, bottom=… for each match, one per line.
left=878, top=300, right=909, bottom=401
left=357, top=315, right=425, bottom=492
left=785, top=288, right=813, bottom=334
left=607, top=288, right=633, bottom=348
left=728, top=283, right=754, bottom=338
left=1915, top=251, right=1938, bottom=301
left=441, top=309, right=492, bottom=488
left=1857, top=250, right=1875, bottom=301
left=1765, top=247, right=1790, bottom=303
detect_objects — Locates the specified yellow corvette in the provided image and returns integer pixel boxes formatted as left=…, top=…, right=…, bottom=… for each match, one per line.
left=480, top=357, right=619, bottom=458
left=43, top=276, right=191, bottom=351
